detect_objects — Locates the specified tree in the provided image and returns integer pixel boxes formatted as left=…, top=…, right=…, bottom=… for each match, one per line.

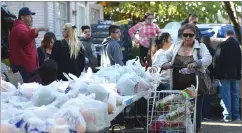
left=223, top=1, right=241, bottom=44
left=102, top=1, right=242, bottom=44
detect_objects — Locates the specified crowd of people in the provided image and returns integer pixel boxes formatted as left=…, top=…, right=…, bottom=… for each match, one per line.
left=2, top=7, right=241, bottom=133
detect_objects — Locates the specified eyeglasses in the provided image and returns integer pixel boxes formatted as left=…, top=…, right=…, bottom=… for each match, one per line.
left=182, top=33, right=195, bottom=38
left=112, top=31, right=120, bottom=34
left=147, top=17, right=154, bottom=20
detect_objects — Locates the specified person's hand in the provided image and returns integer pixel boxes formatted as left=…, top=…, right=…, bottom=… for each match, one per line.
left=162, top=62, right=171, bottom=70
left=179, top=68, right=195, bottom=74
left=37, top=27, right=49, bottom=32
left=187, top=62, right=197, bottom=69
left=35, top=27, right=48, bottom=34
left=148, top=67, right=157, bottom=73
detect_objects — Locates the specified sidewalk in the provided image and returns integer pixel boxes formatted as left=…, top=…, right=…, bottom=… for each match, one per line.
left=202, top=120, right=242, bottom=133
left=110, top=120, right=242, bottom=133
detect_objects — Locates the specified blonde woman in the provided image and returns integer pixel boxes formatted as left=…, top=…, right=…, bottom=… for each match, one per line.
left=50, top=23, right=85, bottom=81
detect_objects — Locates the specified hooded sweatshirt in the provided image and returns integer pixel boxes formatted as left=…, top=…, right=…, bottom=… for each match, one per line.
left=101, top=37, right=124, bottom=67
left=9, top=19, right=39, bottom=72
left=79, top=36, right=97, bottom=70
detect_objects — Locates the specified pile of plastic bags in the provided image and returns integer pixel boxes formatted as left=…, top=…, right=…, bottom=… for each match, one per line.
left=1, top=57, right=156, bottom=133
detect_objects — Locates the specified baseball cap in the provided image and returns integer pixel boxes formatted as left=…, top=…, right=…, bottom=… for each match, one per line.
left=18, top=7, right=36, bottom=17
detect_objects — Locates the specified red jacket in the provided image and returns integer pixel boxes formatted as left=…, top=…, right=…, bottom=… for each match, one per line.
left=9, top=19, right=39, bottom=72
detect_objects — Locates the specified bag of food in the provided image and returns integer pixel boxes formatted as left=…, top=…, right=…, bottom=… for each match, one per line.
left=156, top=94, right=184, bottom=111
left=180, top=85, right=196, bottom=99
left=1, top=79, right=17, bottom=93
left=18, top=83, right=41, bottom=99
left=66, top=80, right=89, bottom=94
left=32, top=86, right=58, bottom=107
left=52, top=106, right=86, bottom=133
left=117, top=72, right=151, bottom=96
left=60, top=98, right=110, bottom=132
left=1, top=121, right=19, bottom=133
left=87, top=84, right=109, bottom=101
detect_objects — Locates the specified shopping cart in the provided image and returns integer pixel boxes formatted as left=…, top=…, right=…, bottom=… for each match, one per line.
left=147, top=66, right=199, bottom=133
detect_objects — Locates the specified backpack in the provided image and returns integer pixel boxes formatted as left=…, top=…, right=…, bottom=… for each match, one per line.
left=100, top=40, right=111, bottom=67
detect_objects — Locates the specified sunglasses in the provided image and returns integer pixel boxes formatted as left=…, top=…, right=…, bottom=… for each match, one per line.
left=183, top=33, right=195, bottom=38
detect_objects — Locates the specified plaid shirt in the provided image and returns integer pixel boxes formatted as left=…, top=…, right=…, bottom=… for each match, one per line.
left=129, top=22, right=161, bottom=48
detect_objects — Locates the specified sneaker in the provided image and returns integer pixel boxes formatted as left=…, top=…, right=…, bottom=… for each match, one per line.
left=220, top=119, right=232, bottom=122
left=232, top=118, right=241, bottom=122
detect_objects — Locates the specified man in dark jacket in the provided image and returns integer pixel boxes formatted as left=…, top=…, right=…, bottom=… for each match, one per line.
left=214, top=30, right=241, bottom=122
left=9, top=7, right=47, bottom=82
left=79, top=25, right=97, bottom=71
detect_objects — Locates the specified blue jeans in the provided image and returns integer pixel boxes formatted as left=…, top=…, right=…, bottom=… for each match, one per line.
left=219, top=80, right=240, bottom=121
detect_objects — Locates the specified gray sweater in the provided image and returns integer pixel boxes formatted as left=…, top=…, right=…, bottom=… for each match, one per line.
left=102, top=37, right=124, bottom=66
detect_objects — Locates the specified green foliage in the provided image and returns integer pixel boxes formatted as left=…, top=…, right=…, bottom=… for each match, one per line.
left=104, top=1, right=241, bottom=27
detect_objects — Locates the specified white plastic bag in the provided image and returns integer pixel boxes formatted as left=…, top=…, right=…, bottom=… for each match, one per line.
left=52, top=106, right=86, bottom=133
left=126, top=56, right=141, bottom=66
left=32, top=86, right=57, bottom=107
left=60, top=98, right=110, bottom=132
left=30, top=105, right=59, bottom=120
left=18, top=83, right=40, bottom=99
left=0, top=122, right=19, bottom=133
left=51, top=93, right=70, bottom=108
left=107, top=93, right=117, bottom=113
left=116, top=72, right=141, bottom=96
left=87, top=84, right=109, bottom=101
left=67, top=80, right=89, bottom=94
left=1, top=79, right=17, bottom=93
left=101, top=84, right=123, bottom=105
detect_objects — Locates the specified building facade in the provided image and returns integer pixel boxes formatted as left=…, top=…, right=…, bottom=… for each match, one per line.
left=2, top=1, right=104, bottom=47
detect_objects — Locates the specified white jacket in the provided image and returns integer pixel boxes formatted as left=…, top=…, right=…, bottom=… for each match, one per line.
left=152, top=49, right=171, bottom=84
left=154, top=40, right=212, bottom=88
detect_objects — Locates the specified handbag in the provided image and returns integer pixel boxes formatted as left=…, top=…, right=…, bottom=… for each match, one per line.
left=196, top=48, right=219, bottom=95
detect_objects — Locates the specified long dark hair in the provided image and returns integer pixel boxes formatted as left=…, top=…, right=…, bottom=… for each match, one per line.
left=151, top=33, right=171, bottom=57
left=155, top=32, right=171, bottom=50
left=41, top=32, right=56, bottom=49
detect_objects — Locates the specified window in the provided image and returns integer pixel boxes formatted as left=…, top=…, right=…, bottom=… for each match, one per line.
left=91, top=8, right=100, bottom=24
left=55, top=2, right=68, bottom=35
left=77, top=6, right=85, bottom=35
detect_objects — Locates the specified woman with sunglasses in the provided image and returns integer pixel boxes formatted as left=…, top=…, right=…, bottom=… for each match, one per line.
left=151, top=24, right=212, bottom=133
left=128, top=12, right=161, bottom=65
left=37, top=32, right=56, bottom=66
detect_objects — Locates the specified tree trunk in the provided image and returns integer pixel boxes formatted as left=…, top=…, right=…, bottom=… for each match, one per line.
left=223, top=1, right=241, bottom=44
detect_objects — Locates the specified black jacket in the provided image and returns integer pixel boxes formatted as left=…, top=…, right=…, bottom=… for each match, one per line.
left=206, top=44, right=215, bottom=77
left=37, top=47, right=50, bottom=66
left=213, top=37, right=241, bottom=80
left=50, top=39, right=85, bottom=81
left=79, top=36, right=97, bottom=71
